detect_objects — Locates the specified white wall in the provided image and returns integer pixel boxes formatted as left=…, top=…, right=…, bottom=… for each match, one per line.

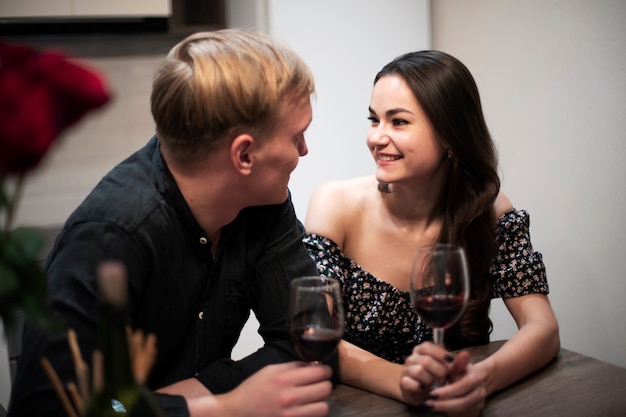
left=228, top=0, right=432, bottom=220
left=432, top=0, right=626, bottom=368
left=227, top=0, right=432, bottom=359
left=272, top=0, right=432, bottom=224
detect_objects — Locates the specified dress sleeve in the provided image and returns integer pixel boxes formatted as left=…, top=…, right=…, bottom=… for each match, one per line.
left=491, top=209, right=549, bottom=299
left=302, top=233, right=347, bottom=283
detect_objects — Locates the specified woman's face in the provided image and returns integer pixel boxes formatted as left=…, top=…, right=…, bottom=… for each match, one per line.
left=367, top=74, right=448, bottom=188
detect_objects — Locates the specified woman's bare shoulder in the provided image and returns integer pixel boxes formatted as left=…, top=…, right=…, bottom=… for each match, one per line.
left=494, top=192, right=514, bottom=218
left=311, top=175, right=376, bottom=202
left=305, top=176, right=376, bottom=241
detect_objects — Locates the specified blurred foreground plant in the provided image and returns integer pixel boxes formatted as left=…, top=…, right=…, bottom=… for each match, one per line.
left=0, top=40, right=111, bottom=332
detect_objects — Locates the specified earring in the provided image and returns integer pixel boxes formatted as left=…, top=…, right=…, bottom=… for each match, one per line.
left=447, top=149, right=453, bottom=159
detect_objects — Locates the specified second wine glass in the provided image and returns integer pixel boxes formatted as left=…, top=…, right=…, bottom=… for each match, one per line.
left=410, top=244, right=469, bottom=347
left=289, top=276, right=344, bottom=365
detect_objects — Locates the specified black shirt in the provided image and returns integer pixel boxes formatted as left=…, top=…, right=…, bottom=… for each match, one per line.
left=8, top=136, right=319, bottom=417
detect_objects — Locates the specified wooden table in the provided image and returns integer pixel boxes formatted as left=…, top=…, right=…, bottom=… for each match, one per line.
left=328, top=340, right=626, bottom=416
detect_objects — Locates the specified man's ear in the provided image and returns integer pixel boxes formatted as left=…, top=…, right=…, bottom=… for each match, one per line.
left=230, top=134, right=254, bottom=175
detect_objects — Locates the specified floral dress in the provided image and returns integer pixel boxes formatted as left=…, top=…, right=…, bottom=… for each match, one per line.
left=303, top=208, right=549, bottom=364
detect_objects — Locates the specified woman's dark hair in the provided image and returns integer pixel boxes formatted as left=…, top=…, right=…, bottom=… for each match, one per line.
left=375, top=50, right=500, bottom=349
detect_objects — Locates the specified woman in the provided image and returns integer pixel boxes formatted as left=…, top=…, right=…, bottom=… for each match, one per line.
left=304, top=50, right=560, bottom=417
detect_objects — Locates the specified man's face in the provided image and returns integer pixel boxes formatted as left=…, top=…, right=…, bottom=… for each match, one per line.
left=249, top=93, right=312, bottom=205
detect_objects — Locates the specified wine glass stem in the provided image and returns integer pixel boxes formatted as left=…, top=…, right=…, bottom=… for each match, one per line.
left=431, top=327, right=446, bottom=388
left=433, top=327, right=445, bottom=346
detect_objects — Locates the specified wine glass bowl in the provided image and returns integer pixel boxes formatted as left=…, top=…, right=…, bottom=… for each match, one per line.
left=289, top=276, right=344, bottom=364
left=410, top=244, right=469, bottom=347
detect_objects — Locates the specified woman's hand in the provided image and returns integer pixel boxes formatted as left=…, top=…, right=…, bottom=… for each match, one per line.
left=427, top=351, right=487, bottom=417
left=399, top=342, right=452, bottom=405
left=400, top=342, right=487, bottom=417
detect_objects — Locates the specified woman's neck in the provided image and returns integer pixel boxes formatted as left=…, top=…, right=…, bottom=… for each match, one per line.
left=379, top=181, right=443, bottom=231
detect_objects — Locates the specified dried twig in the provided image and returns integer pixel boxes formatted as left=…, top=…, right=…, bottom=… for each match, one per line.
left=66, top=382, right=84, bottom=416
left=92, top=349, right=104, bottom=393
left=67, top=329, right=90, bottom=402
left=128, top=327, right=158, bottom=385
left=40, top=357, right=80, bottom=417
left=41, top=326, right=158, bottom=416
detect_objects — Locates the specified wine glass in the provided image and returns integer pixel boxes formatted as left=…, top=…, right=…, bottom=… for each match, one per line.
left=410, top=244, right=469, bottom=347
left=289, top=276, right=344, bottom=365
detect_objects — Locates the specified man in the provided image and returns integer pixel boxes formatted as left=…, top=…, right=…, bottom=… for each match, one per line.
left=9, top=30, right=332, bottom=417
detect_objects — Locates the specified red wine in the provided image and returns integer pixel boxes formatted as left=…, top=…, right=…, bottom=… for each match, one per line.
left=413, top=294, right=466, bottom=329
left=291, top=326, right=342, bottom=362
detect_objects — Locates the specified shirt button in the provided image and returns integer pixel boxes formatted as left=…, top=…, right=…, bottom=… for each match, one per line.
left=198, top=311, right=204, bottom=319
left=199, top=237, right=208, bottom=244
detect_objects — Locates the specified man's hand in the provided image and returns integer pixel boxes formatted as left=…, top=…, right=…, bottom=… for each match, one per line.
left=185, top=362, right=333, bottom=417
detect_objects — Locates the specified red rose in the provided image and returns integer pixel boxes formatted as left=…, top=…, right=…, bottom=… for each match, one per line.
left=0, top=41, right=111, bottom=174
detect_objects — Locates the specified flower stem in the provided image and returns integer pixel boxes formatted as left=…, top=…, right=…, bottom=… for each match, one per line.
left=3, top=174, right=25, bottom=231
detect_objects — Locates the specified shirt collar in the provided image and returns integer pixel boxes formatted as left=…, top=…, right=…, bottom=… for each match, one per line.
left=151, top=135, right=212, bottom=251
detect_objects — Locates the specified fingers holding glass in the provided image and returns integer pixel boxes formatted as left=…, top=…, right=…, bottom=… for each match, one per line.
left=403, top=349, right=451, bottom=393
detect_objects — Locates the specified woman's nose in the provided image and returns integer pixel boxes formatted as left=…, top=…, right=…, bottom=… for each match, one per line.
left=367, top=126, right=389, bottom=148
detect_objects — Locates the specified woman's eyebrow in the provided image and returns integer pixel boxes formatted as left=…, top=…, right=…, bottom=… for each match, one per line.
left=386, top=108, right=413, bottom=116
left=369, top=106, right=413, bottom=117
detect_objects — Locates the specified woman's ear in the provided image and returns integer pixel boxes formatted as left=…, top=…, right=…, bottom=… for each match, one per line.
left=230, top=134, right=254, bottom=175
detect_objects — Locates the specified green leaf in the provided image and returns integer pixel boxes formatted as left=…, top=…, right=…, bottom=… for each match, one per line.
left=21, top=293, right=64, bottom=332
left=0, top=260, right=19, bottom=294
left=2, top=228, right=44, bottom=269
left=0, top=243, right=63, bottom=333
left=11, top=227, right=45, bottom=259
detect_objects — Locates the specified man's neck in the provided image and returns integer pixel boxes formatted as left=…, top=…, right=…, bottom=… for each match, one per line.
left=163, top=148, right=244, bottom=236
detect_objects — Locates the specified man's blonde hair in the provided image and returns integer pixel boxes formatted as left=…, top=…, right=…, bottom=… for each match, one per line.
left=151, top=29, right=315, bottom=161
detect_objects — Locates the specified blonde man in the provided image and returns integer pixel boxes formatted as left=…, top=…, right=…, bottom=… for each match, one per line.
left=10, top=30, right=332, bottom=417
